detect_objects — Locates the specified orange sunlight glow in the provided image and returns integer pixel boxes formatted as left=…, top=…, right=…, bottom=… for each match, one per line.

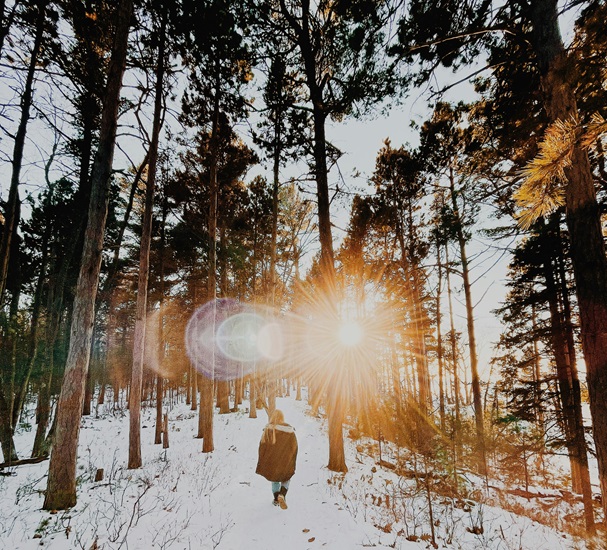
left=338, top=320, right=364, bottom=347
left=282, top=283, right=396, bottom=428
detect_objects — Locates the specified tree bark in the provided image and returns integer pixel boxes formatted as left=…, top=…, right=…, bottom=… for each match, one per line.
left=436, top=235, right=446, bottom=432
left=155, top=175, right=168, bottom=444
left=43, top=0, right=133, bottom=510
left=0, top=387, right=17, bottom=463
left=327, top=385, right=347, bottom=473
left=541, top=217, right=594, bottom=528
left=199, top=70, right=221, bottom=451
left=445, top=244, right=461, bottom=428
left=249, top=375, right=257, bottom=418
left=530, top=0, right=603, bottom=530
left=449, top=167, right=486, bottom=475
left=200, top=376, right=214, bottom=452
left=298, top=0, right=343, bottom=471
left=128, top=8, right=166, bottom=470
left=0, top=0, right=47, bottom=305
left=270, top=106, right=281, bottom=306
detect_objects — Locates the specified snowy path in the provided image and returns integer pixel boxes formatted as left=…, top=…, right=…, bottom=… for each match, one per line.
left=210, top=396, right=392, bottom=550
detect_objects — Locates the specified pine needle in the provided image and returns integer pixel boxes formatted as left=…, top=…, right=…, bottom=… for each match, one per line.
left=514, top=117, right=578, bottom=229
left=582, top=112, right=607, bottom=149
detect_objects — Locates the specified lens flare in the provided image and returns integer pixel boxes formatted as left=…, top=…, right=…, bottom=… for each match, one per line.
left=216, top=312, right=266, bottom=362
left=185, top=299, right=283, bottom=380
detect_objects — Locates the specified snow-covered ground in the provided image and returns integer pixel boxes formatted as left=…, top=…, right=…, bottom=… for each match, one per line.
left=0, top=393, right=593, bottom=549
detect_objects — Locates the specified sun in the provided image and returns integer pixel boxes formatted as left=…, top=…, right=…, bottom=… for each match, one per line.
left=338, top=320, right=364, bottom=347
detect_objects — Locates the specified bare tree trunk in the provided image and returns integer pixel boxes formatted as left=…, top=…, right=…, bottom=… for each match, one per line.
left=128, top=9, right=166, bottom=470
left=155, top=375, right=163, bottom=445
left=43, top=0, right=133, bottom=510
left=0, top=387, right=17, bottom=463
left=278, top=0, right=344, bottom=472
left=530, top=1, right=602, bottom=530
left=542, top=218, right=594, bottom=527
left=155, top=182, right=168, bottom=445
left=436, top=235, right=446, bottom=432
left=31, top=328, right=55, bottom=458
left=191, top=370, right=198, bottom=411
left=0, top=0, right=47, bottom=305
left=217, top=381, right=230, bottom=414
left=199, top=70, right=221, bottom=452
left=200, top=376, right=214, bottom=453
left=249, top=375, right=258, bottom=418
left=327, top=386, right=347, bottom=473
left=445, top=244, right=460, bottom=428
left=449, top=167, right=486, bottom=475
left=269, top=112, right=281, bottom=306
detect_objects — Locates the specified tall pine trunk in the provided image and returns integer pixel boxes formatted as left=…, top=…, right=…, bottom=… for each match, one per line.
left=449, top=167, right=486, bottom=475
left=128, top=10, right=166, bottom=470
left=541, top=217, right=594, bottom=527
left=0, top=0, right=47, bottom=305
left=436, top=234, right=446, bottom=432
left=530, top=0, right=604, bottom=530
left=199, top=70, right=221, bottom=453
left=43, top=0, right=133, bottom=510
left=155, top=177, right=168, bottom=444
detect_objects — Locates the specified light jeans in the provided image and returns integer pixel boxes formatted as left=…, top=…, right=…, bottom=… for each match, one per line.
left=271, top=480, right=290, bottom=494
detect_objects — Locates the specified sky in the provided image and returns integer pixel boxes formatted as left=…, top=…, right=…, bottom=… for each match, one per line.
left=0, top=391, right=593, bottom=549
left=320, top=85, right=510, bottom=381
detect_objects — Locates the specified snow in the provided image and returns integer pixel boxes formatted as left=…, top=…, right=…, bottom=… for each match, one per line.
left=0, top=393, right=593, bottom=549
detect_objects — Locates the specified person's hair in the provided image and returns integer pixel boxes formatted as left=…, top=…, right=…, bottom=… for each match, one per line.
left=262, top=409, right=285, bottom=444
left=269, top=409, right=285, bottom=425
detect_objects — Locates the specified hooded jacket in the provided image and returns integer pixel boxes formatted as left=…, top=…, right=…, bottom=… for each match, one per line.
left=255, top=423, right=298, bottom=482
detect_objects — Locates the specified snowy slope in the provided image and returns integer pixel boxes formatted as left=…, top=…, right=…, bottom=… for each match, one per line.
left=0, top=394, right=590, bottom=549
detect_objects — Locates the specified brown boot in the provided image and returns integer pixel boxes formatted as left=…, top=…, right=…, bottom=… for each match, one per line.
left=278, top=486, right=288, bottom=509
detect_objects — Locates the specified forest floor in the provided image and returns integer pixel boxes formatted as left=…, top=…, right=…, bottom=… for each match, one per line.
left=0, top=392, right=599, bottom=549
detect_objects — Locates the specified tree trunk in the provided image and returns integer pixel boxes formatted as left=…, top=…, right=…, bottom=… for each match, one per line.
left=200, top=376, right=214, bottom=453
left=154, top=375, right=163, bottom=444
left=269, top=111, right=281, bottom=306
left=155, top=171, right=168, bottom=444
left=327, top=386, right=347, bottom=473
left=0, top=0, right=47, bottom=305
left=436, top=235, right=446, bottom=432
left=82, top=357, right=92, bottom=416
left=445, top=244, right=461, bottom=428
left=43, top=0, right=133, bottom=510
left=31, top=333, right=54, bottom=458
left=199, top=72, right=221, bottom=450
left=249, top=375, right=257, bottom=418
left=191, top=370, right=198, bottom=411
left=449, top=167, right=486, bottom=475
left=279, top=0, right=343, bottom=472
left=217, top=381, right=230, bottom=414
left=0, top=387, right=17, bottom=463
left=530, top=0, right=603, bottom=530
left=310, top=62, right=345, bottom=473
left=128, top=9, right=166, bottom=470
left=541, top=218, right=594, bottom=528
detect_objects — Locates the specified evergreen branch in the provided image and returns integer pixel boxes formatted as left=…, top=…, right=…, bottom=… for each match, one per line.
left=582, top=112, right=607, bottom=149
left=513, top=117, right=577, bottom=229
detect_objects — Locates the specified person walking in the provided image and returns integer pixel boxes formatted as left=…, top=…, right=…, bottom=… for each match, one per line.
left=255, top=409, right=298, bottom=509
